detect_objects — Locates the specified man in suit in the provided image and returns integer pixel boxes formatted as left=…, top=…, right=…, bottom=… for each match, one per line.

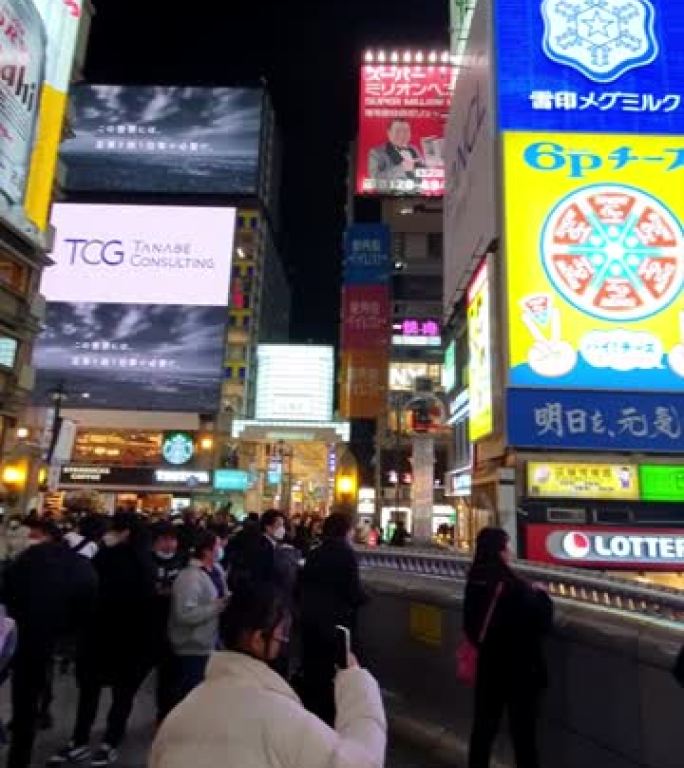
left=368, top=119, right=425, bottom=185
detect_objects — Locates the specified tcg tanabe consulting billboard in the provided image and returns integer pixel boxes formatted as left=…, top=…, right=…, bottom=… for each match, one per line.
left=356, top=63, right=454, bottom=197
left=60, top=86, right=263, bottom=196
left=34, top=203, right=236, bottom=412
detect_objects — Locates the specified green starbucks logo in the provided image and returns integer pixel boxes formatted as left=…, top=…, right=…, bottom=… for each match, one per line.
left=162, top=433, right=195, bottom=466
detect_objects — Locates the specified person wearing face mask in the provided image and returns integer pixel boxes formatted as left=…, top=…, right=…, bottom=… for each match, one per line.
left=48, top=512, right=157, bottom=768
left=167, top=531, right=228, bottom=710
left=297, top=511, right=368, bottom=725
left=150, top=523, right=184, bottom=722
left=224, top=509, right=285, bottom=592
left=150, top=580, right=386, bottom=768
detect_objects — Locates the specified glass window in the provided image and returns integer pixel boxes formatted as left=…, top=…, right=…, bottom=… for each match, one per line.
left=228, top=315, right=237, bottom=327
left=225, top=367, right=233, bottom=379
left=242, top=316, right=250, bottom=329
left=247, top=266, right=255, bottom=278
left=427, top=233, right=443, bottom=260
left=243, top=296, right=251, bottom=310
left=0, top=258, right=27, bottom=295
left=239, top=367, right=246, bottom=380
left=237, top=216, right=246, bottom=230
left=0, top=336, right=17, bottom=368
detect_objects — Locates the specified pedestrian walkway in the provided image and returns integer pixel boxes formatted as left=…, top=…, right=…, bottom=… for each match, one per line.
left=0, top=667, right=452, bottom=768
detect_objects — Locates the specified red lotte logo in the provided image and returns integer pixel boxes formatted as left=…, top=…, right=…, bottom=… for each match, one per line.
left=562, top=531, right=591, bottom=560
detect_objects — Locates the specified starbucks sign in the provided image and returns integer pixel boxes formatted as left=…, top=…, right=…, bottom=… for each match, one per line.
left=162, top=432, right=195, bottom=466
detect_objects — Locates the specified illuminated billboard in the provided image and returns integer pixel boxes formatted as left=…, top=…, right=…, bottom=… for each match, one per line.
left=25, top=0, right=84, bottom=230
left=256, top=345, right=334, bottom=422
left=467, top=260, right=493, bottom=442
left=33, top=204, right=235, bottom=412
left=0, top=0, right=45, bottom=212
left=356, top=61, right=454, bottom=196
left=504, top=132, right=684, bottom=394
left=527, top=462, right=639, bottom=500
left=497, top=0, right=684, bottom=135
left=60, top=86, right=262, bottom=195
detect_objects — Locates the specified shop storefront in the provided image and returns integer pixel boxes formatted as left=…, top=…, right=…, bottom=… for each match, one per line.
left=57, top=465, right=215, bottom=515
left=519, top=460, right=684, bottom=588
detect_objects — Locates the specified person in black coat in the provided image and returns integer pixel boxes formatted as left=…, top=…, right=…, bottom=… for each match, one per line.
left=464, top=527, right=553, bottom=768
left=297, top=511, right=367, bottom=725
left=4, top=521, right=97, bottom=768
left=48, top=513, right=157, bottom=768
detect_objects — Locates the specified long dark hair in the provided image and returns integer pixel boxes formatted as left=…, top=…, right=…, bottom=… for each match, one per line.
left=469, top=527, right=513, bottom=583
left=220, top=581, right=291, bottom=651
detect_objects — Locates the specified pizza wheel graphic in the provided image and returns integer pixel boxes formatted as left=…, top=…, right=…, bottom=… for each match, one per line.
left=541, top=184, right=684, bottom=322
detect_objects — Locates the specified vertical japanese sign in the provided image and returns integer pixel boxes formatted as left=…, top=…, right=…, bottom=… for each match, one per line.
left=25, top=0, right=82, bottom=230
left=0, top=0, right=45, bottom=207
left=467, top=259, right=493, bottom=442
left=340, top=225, right=390, bottom=419
left=356, top=63, right=454, bottom=197
left=344, top=223, right=391, bottom=284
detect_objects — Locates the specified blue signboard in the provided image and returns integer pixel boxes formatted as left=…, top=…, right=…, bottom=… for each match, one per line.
left=214, top=470, right=251, bottom=492
left=496, top=0, right=684, bottom=134
left=507, top=388, right=684, bottom=453
left=344, top=224, right=391, bottom=285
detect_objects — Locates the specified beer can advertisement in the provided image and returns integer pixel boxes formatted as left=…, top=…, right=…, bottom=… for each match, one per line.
left=504, top=131, right=684, bottom=392
left=356, top=63, right=454, bottom=197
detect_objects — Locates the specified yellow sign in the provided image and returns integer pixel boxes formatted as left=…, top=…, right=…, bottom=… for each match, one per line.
left=409, top=602, right=443, bottom=647
left=468, top=260, right=493, bottom=441
left=504, top=132, right=684, bottom=392
left=527, top=462, right=639, bottom=500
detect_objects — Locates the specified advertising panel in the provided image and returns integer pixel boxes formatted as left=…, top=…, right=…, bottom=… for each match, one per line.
left=40, top=204, right=235, bottom=306
left=0, top=0, right=45, bottom=206
left=507, top=388, right=684, bottom=453
left=639, top=464, right=684, bottom=502
left=339, top=349, right=389, bottom=420
left=444, top=0, right=497, bottom=313
left=442, top=340, right=456, bottom=392
left=342, top=285, right=390, bottom=350
left=60, top=465, right=212, bottom=488
left=526, top=524, right=684, bottom=569
left=391, top=318, right=441, bottom=348
left=25, top=0, right=83, bottom=230
left=467, top=260, right=493, bottom=442
left=527, top=461, right=639, bottom=500
left=356, top=63, right=454, bottom=197
left=255, top=345, right=334, bottom=422
left=504, top=132, right=684, bottom=393
left=60, top=86, right=262, bottom=195
left=344, top=224, right=391, bottom=284
left=497, top=0, right=684, bottom=135
left=34, top=204, right=235, bottom=412
left=214, top=469, right=251, bottom=492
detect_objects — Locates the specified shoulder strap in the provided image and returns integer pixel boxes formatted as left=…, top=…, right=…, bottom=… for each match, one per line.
left=478, top=581, right=503, bottom=644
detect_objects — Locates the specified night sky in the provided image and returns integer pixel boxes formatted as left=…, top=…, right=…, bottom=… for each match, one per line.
left=85, top=0, right=448, bottom=342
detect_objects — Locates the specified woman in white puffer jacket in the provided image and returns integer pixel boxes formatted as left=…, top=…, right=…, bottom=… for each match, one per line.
left=149, top=581, right=386, bottom=768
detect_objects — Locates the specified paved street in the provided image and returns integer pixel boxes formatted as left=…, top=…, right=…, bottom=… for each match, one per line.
left=0, top=667, right=450, bottom=768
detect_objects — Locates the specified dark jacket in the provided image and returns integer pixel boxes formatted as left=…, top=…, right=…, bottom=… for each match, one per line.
left=225, top=529, right=276, bottom=590
left=3, top=541, right=97, bottom=653
left=299, top=539, right=366, bottom=632
left=464, top=563, right=553, bottom=688
left=79, top=542, right=157, bottom=680
left=151, top=551, right=184, bottom=647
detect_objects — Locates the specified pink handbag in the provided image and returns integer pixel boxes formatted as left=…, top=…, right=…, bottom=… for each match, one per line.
left=456, top=582, right=503, bottom=687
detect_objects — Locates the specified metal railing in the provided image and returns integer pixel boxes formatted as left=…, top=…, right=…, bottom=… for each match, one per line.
left=357, top=547, right=684, bottom=623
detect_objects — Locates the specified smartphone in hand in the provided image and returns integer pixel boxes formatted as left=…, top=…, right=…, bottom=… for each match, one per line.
left=335, top=625, right=351, bottom=670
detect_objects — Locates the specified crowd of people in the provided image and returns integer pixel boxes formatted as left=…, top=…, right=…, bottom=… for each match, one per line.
left=0, top=508, right=556, bottom=768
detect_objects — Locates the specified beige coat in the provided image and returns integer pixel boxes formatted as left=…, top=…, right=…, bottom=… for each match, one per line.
left=150, top=651, right=386, bottom=768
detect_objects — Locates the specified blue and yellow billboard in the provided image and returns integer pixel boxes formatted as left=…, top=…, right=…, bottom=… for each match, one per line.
left=504, top=131, right=684, bottom=393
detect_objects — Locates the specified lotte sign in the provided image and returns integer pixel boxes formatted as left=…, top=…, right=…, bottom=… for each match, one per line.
left=527, top=524, right=684, bottom=569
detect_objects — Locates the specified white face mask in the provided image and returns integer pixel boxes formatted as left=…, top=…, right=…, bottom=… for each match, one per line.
left=156, top=550, right=176, bottom=561
left=103, top=532, right=121, bottom=548
left=273, top=526, right=286, bottom=541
